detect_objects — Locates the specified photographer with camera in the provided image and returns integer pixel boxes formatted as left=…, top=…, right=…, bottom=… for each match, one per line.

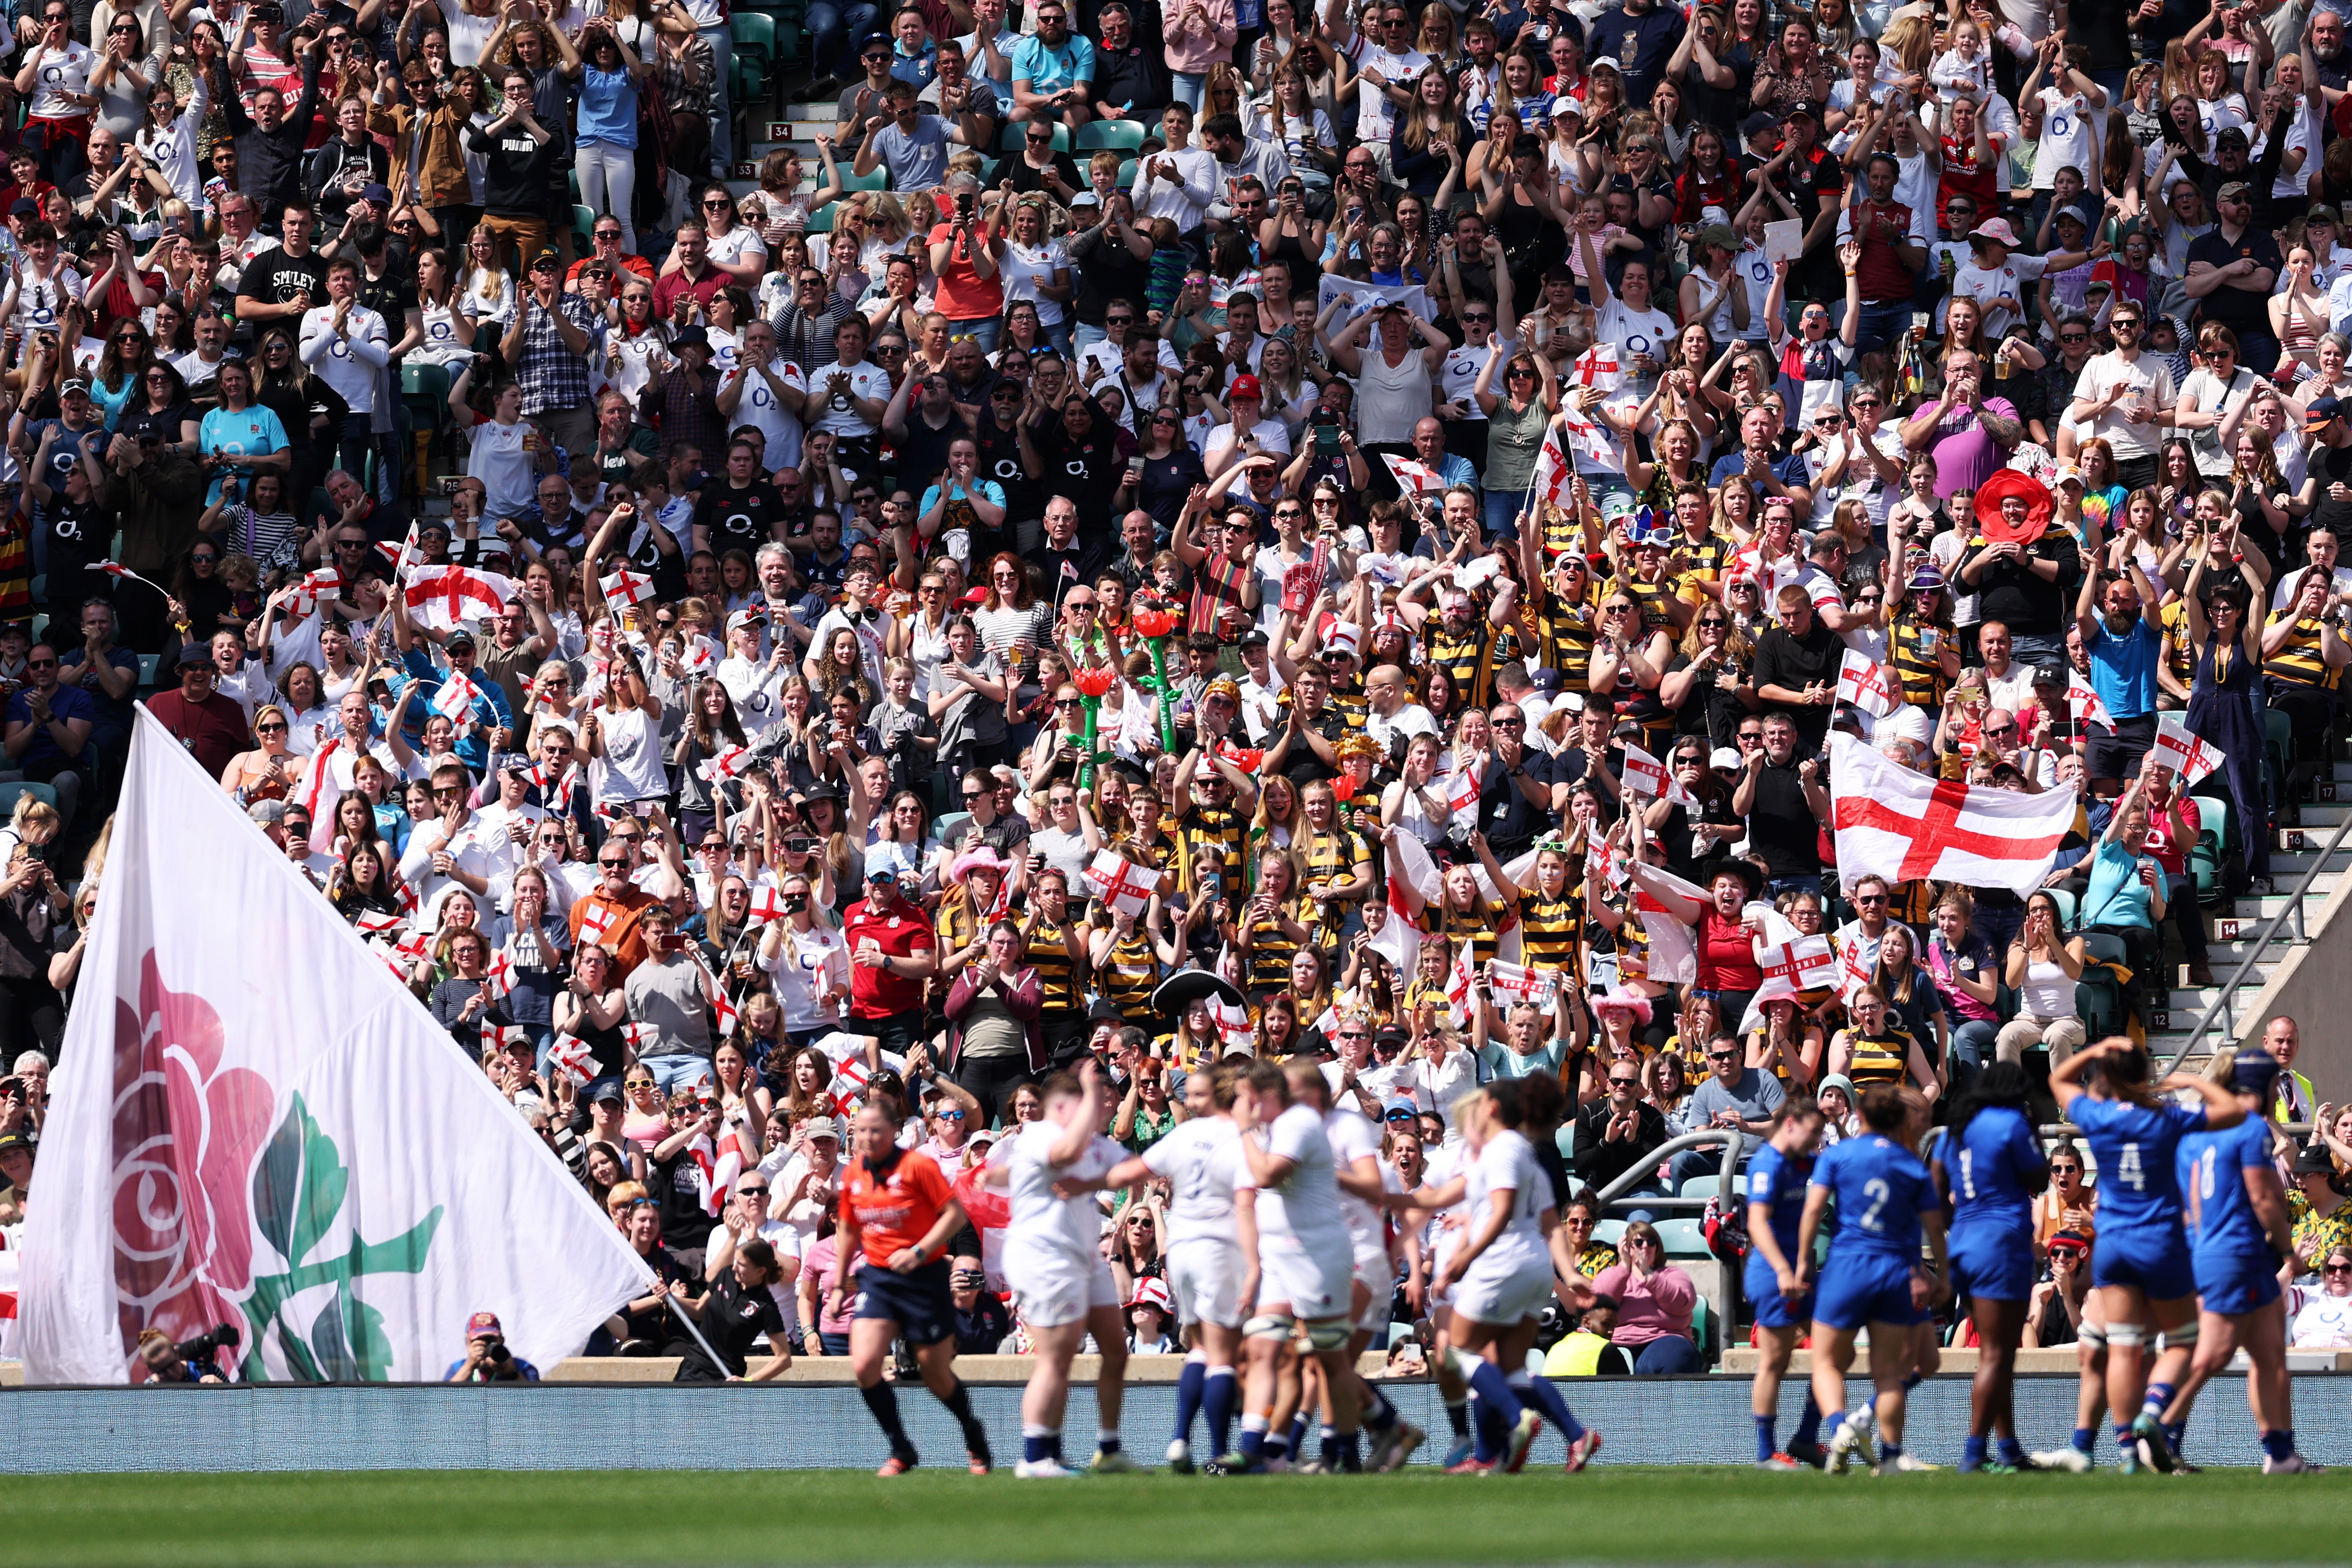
left=442, top=1309, right=540, bottom=1382
left=137, top=1322, right=238, bottom=1383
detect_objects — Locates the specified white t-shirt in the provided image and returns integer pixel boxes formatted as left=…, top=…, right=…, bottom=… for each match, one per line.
left=2031, top=87, right=2104, bottom=192
left=765, top=920, right=850, bottom=1033
left=810, top=358, right=893, bottom=438
left=1593, top=297, right=1675, bottom=390
left=1324, top=1106, right=1386, bottom=1260
left=998, top=239, right=1071, bottom=326
left=1346, top=41, right=1428, bottom=141
left=1803, top=426, right=1906, bottom=530
left=1951, top=254, right=2048, bottom=341
left=465, top=415, right=536, bottom=521
left=725, top=356, right=808, bottom=472
left=705, top=222, right=769, bottom=276
left=2069, top=351, right=2176, bottom=462
left=27, top=42, right=95, bottom=121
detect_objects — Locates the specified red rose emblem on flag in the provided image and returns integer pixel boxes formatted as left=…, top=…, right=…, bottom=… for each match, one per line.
left=108, top=953, right=274, bottom=1355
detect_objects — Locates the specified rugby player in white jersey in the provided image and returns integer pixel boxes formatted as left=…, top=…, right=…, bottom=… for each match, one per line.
left=1060, top=1059, right=1248, bottom=1473
left=1230, top=1059, right=1363, bottom=1473
left=989, top=1063, right=1136, bottom=1477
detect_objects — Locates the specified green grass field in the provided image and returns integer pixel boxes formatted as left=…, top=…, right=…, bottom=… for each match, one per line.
left=4, top=1468, right=2346, bottom=1566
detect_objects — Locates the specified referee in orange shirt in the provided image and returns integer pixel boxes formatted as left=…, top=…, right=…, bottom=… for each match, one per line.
left=827, top=1101, right=995, bottom=1474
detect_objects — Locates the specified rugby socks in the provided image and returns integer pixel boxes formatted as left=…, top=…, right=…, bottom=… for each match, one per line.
left=1464, top=1357, right=1526, bottom=1427
left=937, top=1377, right=989, bottom=1457
left=1996, top=1437, right=2025, bottom=1467
left=1793, top=1394, right=1823, bottom=1448
left=1508, top=1369, right=1586, bottom=1443
left=859, top=1381, right=912, bottom=1454
left=2114, top=1421, right=2137, bottom=1454
left=1097, top=1429, right=1122, bottom=1457
left=2165, top=1420, right=2187, bottom=1454
left=2262, top=1429, right=2295, bottom=1463
left=2071, top=1427, right=2097, bottom=1457
left=1173, top=1353, right=1207, bottom=1447
left=1238, top=1412, right=1269, bottom=1462
left=1286, top=1414, right=1308, bottom=1458
left=1880, top=1441, right=1904, bottom=1464
left=1359, top=1378, right=1399, bottom=1434
left=1021, top=1424, right=1062, bottom=1465
left=1756, top=1414, right=1779, bottom=1463
left=2140, top=1382, right=2175, bottom=1424
left=1901, top=1371, right=1924, bottom=1393
left=1320, top=1425, right=1340, bottom=1466
left=1203, top=1366, right=1239, bottom=1455
left=1443, top=1397, right=1470, bottom=1440
left=1961, top=1434, right=1988, bottom=1471
left=1339, top=1430, right=1363, bottom=1472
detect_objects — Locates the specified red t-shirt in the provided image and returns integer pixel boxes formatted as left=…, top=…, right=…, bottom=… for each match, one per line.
left=842, top=1149, right=953, bottom=1266
left=2140, top=795, right=2200, bottom=877
left=1696, top=908, right=1763, bottom=992
left=843, top=894, right=936, bottom=1018
left=925, top=222, right=1005, bottom=323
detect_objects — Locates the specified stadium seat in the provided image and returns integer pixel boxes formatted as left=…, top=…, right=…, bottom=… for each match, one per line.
left=1592, top=1218, right=1626, bottom=1248
left=932, top=811, right=972, bottom=844
left=1555, top=1122, right=1575, bottom=1165
left=838, top=167, right=891, bottom=192
left=1115, top=156, right=1138, bottom=188
left=1653, top=1217, right=1712, bottom=1260
left=732, top=54, right=765, bottom=107
left=1687, top=1292, right=1710, bottom=1361
left=1074, top=120, right=1146, bottom=152
left=2191, top=793, right=2232, bottom=906
left=136, top=652, right=159, bottom=692
left=573, top=203, right=596, bottom=243
left=1677, top=1174, right=1744, bottom=1200
left=2075, top=932, right=2131, bottom=1038
left=2047, top=887, right=2078, bottom=930
left=804, top=203, right=836, bottom=232
left=0, top=780, right=57, bottom=818
left=730, top=10, right=776, bottom=72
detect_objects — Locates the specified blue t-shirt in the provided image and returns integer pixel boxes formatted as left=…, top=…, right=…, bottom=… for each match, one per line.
left=2080, top=837, right=2158, bottom=931
left=200, top=404, right=292, bottom=505
left=576, top=64, right=639, bottom=148
left=1746, top=1140, right=1812, bottom=1265
left=1809, top=1132, right=1937, bottom=1263
left=2065, top=1093, right=2209, bottom=1234
left=2, top=681, right=97, bottom=767
left=1010, top=33, right=1095, bottom=93
left=1708, top=450, right=1810, bottom=493
left=917, top=477, right=1006, bottom=522
left=1943, top=1104, right=2046, bottom=1238
left=2179, top=1112, right=2275, bottom=1257
left=2088, top=613, right=2161, bottom=721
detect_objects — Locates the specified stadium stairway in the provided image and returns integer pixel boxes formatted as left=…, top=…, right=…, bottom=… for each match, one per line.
left=2151, top=775, right=2352, bottom=1079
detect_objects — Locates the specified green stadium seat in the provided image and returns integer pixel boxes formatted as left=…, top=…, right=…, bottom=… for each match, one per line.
left=838, top=167, right=891, bottom=191
left=1592, top=1219, right=1627, bottom=1248
left=730, top=10, right=776, bottom=69
left=2047, top=887, right=2078, bottom=930
left=1075, top=119, right=1146, bottom=152
left=136, top=652, right=160, bottom=691
left=1654, top=1217, right=1712, bottom=1260
left=2191, top=793, right=2231, bottom=906
left=804, top=203, right=836, bottom=232
left=572, top=203, right=596, bottom=243
left=0, top=780, right=57, bottom=818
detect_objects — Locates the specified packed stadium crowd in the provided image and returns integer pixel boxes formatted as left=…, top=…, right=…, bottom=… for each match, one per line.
left=2, top=0, right=2352, bottom=1479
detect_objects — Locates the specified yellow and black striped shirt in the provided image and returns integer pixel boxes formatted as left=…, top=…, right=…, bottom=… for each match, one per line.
left=1622, top=572, right=1680, bottom=638
left=1024, top=920, right=1087, bottom=1017
left=1521, top=585, right=1597, bottom=696
left=1885, top=612, right=1953, bottom=710
left=1177, top=804, right=1246, bottom=895
left=2264, top=611, right=2342, bottom=691
left=1328, top=670, right=1370, bottom=734
left=1099, top=928, right=1160, bottom=1021
left=1516, top=891, right=1582, bottom=976
left=1427, top=620, right=1501, bottom=713
left=1842, top=1028, right=1916, bottom=1089
left=1300, top=826, right=1371, bottom=934
left=1429, top=897, right=1508, bottom=971
left=1245, top=895, right=1313, bottom=992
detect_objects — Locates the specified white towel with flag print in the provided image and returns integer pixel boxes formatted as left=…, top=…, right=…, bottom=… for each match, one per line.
left=16, top=710, right=651, bottom=1385
left=2154, top=715, right=2223, bottom=784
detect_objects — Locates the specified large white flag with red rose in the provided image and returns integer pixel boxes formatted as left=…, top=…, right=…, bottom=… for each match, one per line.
left=18, top=709, right=650, bottom=1385
left=1826, top=733, right=2076, bottom=897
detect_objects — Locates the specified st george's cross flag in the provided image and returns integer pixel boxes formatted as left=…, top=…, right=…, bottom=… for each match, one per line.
left=1827, top=734, right=2073, bottom=897
left=2153, top=715, right=2225, bottom=785
left=402, top=565, right=515, bottom=633
left=1083, top=851, right=1163, bottom=918
left=1382, top=453, right=1446, bottom=495
left=2067, top=674, right=2113, bottom=732
left=1837, top=649, right=1898, bottom=719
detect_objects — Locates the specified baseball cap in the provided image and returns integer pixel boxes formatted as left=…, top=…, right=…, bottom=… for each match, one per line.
left=2309, top=395, right=2347, bottom=430
left=1381, top=1093, right=1419, bottom=1119
left=1782, top=101, right=1820, bottom=123
left=445, top=628, right=476, bottom=652
left=0, top=1132, right=34, bottom=1157
left=8, top=199, right=35, bottom=218
left=465, top=1311, right=503, bottom=1337
left=1068, top=190, right=1101, bottom=208
left=60, top=377, right=91, bottom=397
left=177, top=643, right=214, bottom=668
left=864, top=863, right=901, bottom=883
left=1699, top=221, right=1738, bottom=251
left=673, top=324, right=710, bottom=349
left=1740, top=111, right=1778, bottom=141
left=360, top=182, right=394, bottom=206
left=529, top=247, right=560, bottom=271
left=1229, top=373, right=1261, bottom=401
left=248, top=798, right=286, bottom=825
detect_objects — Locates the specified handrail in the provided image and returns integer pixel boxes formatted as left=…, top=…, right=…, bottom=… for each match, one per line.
left=2160, top=805, right=2352, bottom=1073
left=1589, top=1128, right=1745, bottom=1209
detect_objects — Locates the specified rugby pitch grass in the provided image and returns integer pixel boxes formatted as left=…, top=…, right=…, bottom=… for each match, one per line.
left=1, top=1466, right=2343, bottom=1565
